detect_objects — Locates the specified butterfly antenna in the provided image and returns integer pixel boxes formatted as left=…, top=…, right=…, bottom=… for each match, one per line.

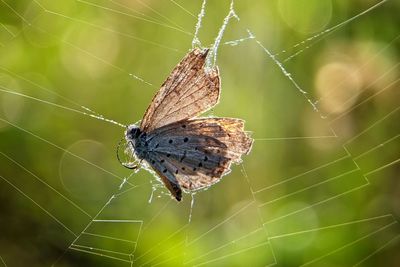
left=116, top=138, right=138, bottom=170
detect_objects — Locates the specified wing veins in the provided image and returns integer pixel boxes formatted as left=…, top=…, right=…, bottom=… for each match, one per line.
left=157, top=90, right=216, bottom=124
left=149, top=69, right=205, bottom=129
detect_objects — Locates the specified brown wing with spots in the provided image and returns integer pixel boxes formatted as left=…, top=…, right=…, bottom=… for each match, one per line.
left=146, top=118, right=253, bottom=194
left=140, top=48, right=220, bottom=133
left=146, top=155, right=182, bottom=201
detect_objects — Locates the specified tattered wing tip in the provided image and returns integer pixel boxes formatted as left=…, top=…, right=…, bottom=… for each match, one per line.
left=199, top=64, right=220, bottom=110
left=192, top=47, right=210, bottom=57
left=244, top=133, right=254, bottom=155
left=235, top=119, right=254, bottom=156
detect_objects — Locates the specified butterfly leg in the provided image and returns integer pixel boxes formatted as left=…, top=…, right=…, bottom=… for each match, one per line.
left=122, top=162, right=138, bottom=170
left=117, top=139, right=141, bottom=170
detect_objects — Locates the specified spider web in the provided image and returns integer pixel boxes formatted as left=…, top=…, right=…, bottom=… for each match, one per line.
left=0, top=0, right=399, bottom=266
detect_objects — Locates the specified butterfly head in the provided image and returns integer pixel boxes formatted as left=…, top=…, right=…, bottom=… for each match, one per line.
left=125, top=124, right=141, bottom=141
left=117, top=124, right=142, bottom=170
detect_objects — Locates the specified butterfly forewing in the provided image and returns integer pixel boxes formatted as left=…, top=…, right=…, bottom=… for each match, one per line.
left=140, top=48, right=220, bottom=132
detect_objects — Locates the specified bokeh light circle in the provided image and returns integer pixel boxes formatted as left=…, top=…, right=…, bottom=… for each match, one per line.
left=59, top=139, right=113, bottom=201
left=278, top=0, right=332, bottom=34
left=315, top=62, right=362, bottom=114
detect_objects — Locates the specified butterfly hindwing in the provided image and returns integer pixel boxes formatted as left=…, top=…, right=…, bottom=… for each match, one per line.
left=144, top=118, right=253, bottom=192
left=140, top=48, right=220, bottom=132
left=146, top=153, right=183, bottom=201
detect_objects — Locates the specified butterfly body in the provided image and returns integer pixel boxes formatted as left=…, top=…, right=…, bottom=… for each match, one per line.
left=123, top=48, right=253, bottom=201
left=125, top=125, right=147, bottom=158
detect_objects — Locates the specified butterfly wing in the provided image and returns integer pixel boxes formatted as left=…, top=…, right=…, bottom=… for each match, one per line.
left=140, top=48, right=220, bottom=132
left=144, top=118, right=253, bottom=197
left=145, top=154, right=183, bottom=201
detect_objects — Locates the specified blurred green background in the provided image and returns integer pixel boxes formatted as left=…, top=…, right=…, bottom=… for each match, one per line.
left=0, top=0, right=399, bottom=266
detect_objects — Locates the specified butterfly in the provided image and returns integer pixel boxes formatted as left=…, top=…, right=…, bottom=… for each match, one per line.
left=122, top=48, right=253, bottom=201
